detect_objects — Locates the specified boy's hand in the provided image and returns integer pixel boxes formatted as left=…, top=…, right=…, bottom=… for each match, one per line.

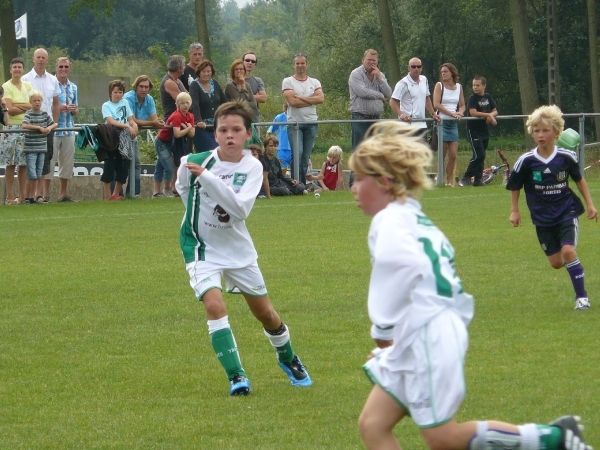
left=185, top=162, right=204, bottom=177
left=40, top=127, right=50, bottom=135
left=509, top=211, right=521, bottom=227
left=587, top=205, right=598, bottom=222
left=486, top=115, right=497, bottom=126
left=129, top=125, right=138, bottom=138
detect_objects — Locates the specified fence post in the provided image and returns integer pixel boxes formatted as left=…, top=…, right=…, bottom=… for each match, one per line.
left=437, top=119, right=444, bottom=187
left=291, top=121, right=300, bottom=181
left=579, top=114, right=586, bottom=174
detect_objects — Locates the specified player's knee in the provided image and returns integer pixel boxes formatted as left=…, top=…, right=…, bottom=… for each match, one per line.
left=561, top=246, right=577, bottom=263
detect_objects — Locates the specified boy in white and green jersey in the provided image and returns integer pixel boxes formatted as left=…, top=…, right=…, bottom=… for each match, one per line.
left=175, top=100, right=312, bottom=396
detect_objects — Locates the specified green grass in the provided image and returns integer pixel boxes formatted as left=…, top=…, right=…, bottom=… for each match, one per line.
left=1, top=184, right=599, bottom=449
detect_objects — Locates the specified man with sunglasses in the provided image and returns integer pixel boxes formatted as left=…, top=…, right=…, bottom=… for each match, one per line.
left=390, top=57, right=440, bottom=136
left=348, top=49, right=392, bottom=150
left=242, top=52, right=266, bottom=122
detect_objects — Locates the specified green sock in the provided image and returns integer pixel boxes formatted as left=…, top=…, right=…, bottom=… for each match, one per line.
left=276, top=340, right=295, bottom=364
left=210, top=328, right=245, bottom=379
left=537, top=425, right=563, bottom=450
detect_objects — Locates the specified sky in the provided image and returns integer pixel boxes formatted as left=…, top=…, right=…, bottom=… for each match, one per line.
left=234, top=0, right=252, bottom=7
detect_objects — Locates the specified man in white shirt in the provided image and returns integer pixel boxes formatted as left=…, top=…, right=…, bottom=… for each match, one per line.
left=390, top=57, right=439, bottom=137
left=22, top=48, right=60, bottom=202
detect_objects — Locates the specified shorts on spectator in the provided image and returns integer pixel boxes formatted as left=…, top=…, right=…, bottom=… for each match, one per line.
left=0, top=126, right=26, bottom=166
left=49, top=134, right=76, bottom=180
left=25, top=152, right=45, bottom=180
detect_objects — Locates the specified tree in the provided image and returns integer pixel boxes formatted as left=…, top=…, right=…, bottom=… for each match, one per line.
left=0, top=0, right=19, bottom=80
left=195, top=0, right=211, bottom=60
left=587, top=0, right=600, bottom=139
left=376, top=0, right=401, bottom=86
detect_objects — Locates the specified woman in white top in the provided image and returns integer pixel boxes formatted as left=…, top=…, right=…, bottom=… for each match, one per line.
left=433, top=63, right=465, bottom=186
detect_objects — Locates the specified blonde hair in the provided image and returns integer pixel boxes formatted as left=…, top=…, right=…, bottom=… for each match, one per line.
left=29, top=90, right=43, bottom=101
left=349, top=122, right=432, bottom=201
left=526, top=104, right=564, bottom=136
left=175, top=92, right=192, bottom=106
left=327, top=145, right=343, bottom=160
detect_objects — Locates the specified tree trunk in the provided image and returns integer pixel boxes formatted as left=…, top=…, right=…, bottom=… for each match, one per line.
left=588, top=0, right=600, bottom=140
left=509, top=0, right=539, bottom=147
left=376, top=0, right=401, bottom=86
left=195, top=0, right=211, bottom=61
left=0, top=0, right=19, bottom=81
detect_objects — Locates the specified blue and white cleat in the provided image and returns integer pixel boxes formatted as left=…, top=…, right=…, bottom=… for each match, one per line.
left=229, top=374, right=251, bottom=396
left=279, top=355, right=312, bottom=387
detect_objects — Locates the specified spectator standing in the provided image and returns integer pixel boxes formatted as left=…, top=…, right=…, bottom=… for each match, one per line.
left=348, top=49, right=392, bottom=150
left=224, top=59, right=257, bottom=114
left=101, top=80, right=138, bottom=200
left=1, top=57, right=32, bottom=204
left=458, top=76, right=498, bottom=187
left=21, top=90, right=57, bottom=204
left=22, top=48, right=60, bottom=202
left=189, top=60, right=227, bottom=153
left=282, top=53, right=324, bottom=184
left=123, top=75, right=165, bottom=197
left=160, top=55, right=187, bottom=120
left=390, top=57, right=440, bottom=137
left=433, top=63, right=465, bottom=187
left=242, top=52, right=266, bottom=122
left=52, top=57, right=79, bottom=202
left=180, top=43, right=204, bottom=92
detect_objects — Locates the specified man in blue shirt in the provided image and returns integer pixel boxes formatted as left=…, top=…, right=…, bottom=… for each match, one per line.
left=123, top=75, right=164, bottom=196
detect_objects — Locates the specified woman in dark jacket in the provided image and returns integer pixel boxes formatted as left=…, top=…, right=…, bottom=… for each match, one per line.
left=189, top=60, right=227, bottom=153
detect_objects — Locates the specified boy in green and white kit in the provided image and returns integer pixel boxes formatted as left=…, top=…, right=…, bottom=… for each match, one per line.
left=175, top=100, right=312, bottom=396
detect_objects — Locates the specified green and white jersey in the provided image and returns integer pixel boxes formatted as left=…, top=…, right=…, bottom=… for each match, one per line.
left=176, top=149, right=263, bottom=266
left=367, top=198, right=474, bottom=367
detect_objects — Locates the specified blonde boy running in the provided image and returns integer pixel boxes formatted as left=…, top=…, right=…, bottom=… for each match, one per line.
left=350, top=121, right=591, bottom=450
left=175, top=100, right=311, bottom=396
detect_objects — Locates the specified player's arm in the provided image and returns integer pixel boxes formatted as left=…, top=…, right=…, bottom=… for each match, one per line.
left=176, top=155, right=191, bottom=206
left=575, top=178, right=598, bottom=221
left=509, top=189, right=521, bottom=226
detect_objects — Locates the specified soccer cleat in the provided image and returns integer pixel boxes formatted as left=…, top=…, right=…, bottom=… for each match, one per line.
left=279, top=355, right=312, bottom=386
left=229, top=374, right=251, bottom=396
left=575, top=298, right=591, bottom=310
left=549, top=415, right=592, bottom=450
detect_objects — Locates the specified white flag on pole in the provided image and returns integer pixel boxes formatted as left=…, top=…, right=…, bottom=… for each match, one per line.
left=15, top=13, right=27, bottom=40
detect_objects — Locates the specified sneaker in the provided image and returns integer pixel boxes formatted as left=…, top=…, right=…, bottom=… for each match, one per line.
left=302, top=190, right=308, bottom=195
left=472, top=180, right=485, bottom=187
left=458, top=177, right=471, bottom=187
left=575, top=298, right=591, bottom=310
left=279, top=355, right=312, bottom=387
left=257, top=194, right=266, bottom=199
left=109, top=194, right=123, bottom=201
left=229, top=374, right=251, bottom=396
left=23, top=198, right=32, bottom=205
left=152, top=192, right=165, bottom=198
left=163, top=188, right=174, bottom=198
left=58, top=195, right=76, bottom=203
left=549, top=415, right=592, bottom=450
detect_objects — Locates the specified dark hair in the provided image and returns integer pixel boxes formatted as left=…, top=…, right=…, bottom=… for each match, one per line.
left=248, top=144, right=262, bottom=156
left=439, top=63, right=459, bottom=83
left=214, top=100, right=253, bottom=131
left=473, top=75, right=487, bottom=85
left=242, top=51, right=258, bottom=64
left=132, top=75, right=154, bottom=91
left=294, top=52, right=307, bottom=60
left=196, top=60, right=216, bottom=78
left=263, top=135, right=279, bottom=149
left=10, top=57, right=25, bottom=68
left=108, top=79, right=126, bottom=96
left=229, top=59, right=246, bottom=80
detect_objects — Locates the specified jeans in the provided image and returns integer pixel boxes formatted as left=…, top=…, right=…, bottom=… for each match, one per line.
left=125, top=140, right=141, bottom=196
left=154, top=138, right=174, bottom=183
left=25, top=152, right=44, bottom=180
left=194, top=128, right=217, bottom=153
left=287, top=124, right=317, bottom=184
left=351, top=113, right=377, bottom=150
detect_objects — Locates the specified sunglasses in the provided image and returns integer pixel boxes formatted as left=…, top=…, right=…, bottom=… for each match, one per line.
left=244, top=59, right=257, bottom=64
left=294, top=52, right=307, bottom=58
left=57, top=65, right=70, bottom=69
left=410, top=65, right=422, bottom=69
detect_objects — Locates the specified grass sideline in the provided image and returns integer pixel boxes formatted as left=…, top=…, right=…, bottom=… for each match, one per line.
left=1, top=183, right=599, bottom=449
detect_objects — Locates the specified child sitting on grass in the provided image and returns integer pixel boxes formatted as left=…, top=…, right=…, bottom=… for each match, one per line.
left=507, top=104, right=597, bottom=310
left=259, top=135, right=306, bottom=198
left=318, top=145, right=345, bottom=191
left=21, top=90, right=57, bottom=204
left=350, top=120, right=591, bottom=450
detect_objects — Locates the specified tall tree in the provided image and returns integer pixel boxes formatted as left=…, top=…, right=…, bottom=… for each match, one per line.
left=0, top=0, right=19, bottom=80
left=376, top=0, right=401, bottom=86
left=196, top=0, right=211, bottom=60
left=587, top=0, right=600, bottom=139
left=509, top=0, right=539, bottom=144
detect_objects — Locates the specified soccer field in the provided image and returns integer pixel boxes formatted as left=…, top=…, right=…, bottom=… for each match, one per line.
left=1, top=182, right=599, bottom=449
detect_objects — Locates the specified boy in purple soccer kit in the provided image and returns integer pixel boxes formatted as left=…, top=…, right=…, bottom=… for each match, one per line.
left=507, top=105, right=597, bottom=310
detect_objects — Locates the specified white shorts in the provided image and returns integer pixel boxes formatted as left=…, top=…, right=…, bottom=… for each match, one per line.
left=363, top=311, right=468, bottom=428
left=185, top=260, right=268, bottom=300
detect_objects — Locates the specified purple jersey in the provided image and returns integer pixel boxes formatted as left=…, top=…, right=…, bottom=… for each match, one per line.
left=506, top=147, right=584, bottom=226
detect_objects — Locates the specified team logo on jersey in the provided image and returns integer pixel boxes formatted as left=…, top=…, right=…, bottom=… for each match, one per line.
left=556, top=170, right=567, bottom=181
left=213, top=204, right=230, bottom=223
left=532, top=170, right=542, bottom=182
left=233, top=173, right=248, bottom=187
left=544, top=168, right=552, bottom=174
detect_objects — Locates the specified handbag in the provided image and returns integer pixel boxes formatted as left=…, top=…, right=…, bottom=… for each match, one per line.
left=428, top=83, right=444, bottom=151
left=118, top=128, right=134, bottom=160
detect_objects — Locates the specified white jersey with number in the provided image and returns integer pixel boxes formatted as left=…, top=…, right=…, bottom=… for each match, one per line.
left=367, top=198, right=474, bottom=371
left=176, top=149, right=263, bottom=267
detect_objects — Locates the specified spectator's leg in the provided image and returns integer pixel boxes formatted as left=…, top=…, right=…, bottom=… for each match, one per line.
left=299, top=124, right=318, bottom=185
